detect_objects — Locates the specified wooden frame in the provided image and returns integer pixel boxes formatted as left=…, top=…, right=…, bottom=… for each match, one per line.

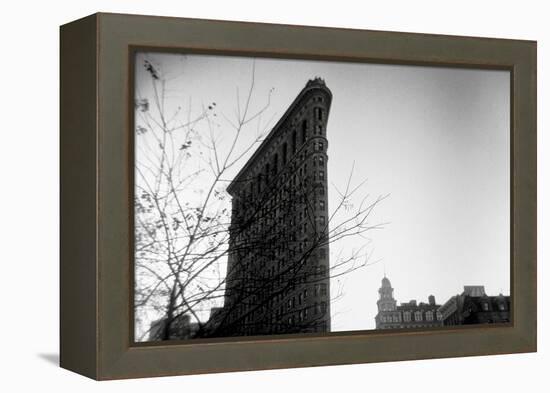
left=60, top=12, right=537, bottom=380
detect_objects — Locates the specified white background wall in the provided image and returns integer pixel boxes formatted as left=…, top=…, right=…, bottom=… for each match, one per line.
left=0, top=0, right=546, bottom=391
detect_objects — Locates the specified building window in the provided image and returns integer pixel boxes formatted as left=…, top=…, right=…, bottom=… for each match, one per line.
left=316, top=142, right=324, bottom=151
left=317, top=265, right=326, bottom=276
left=282, top=143, right=288, bottom=164
left=436, top=311, right=443, bottom=320
left=319, top=170, right=325, bottom=180
left=414, top=311, right=422, bottom=321
left=319, top=155, right=324, bottom=166
left=482, top=302, right=489, bottom=311
left=301, top=120, right=308, bottom=144
left=319, top=216, right=326, bottom=225
left=290, top=279, right=296, bottom=291
left=426, top=311, right=434, bottom=321
left=273, top=154, right=278, bottom=174
left=314, top=107, right=323, bottom=121
left=292, top=130, right=297, bottom=154
left=319, top=248, right=326, bottom=259
left=315, top=125, right=322, bottom=135
left=319, top=200, right=325, bottom=210
left=314, top=283, right=327, bottom=296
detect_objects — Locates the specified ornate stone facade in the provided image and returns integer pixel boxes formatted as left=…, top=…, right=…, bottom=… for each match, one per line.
left=375, top=276, right=444, bottom=329
left=208, top=78, right=333, bottom=337
left=439, top=286, right=510, bottom=326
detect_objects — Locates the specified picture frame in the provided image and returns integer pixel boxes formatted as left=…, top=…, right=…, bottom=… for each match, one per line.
left=60, top=12, right=537, bottom=380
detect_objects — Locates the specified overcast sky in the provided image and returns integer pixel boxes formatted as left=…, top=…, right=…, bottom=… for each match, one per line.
left=135, top=52, right=510, bottom=332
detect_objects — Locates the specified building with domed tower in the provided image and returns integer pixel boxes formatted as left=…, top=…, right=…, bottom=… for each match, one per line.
left=375, top=275, right=444, bottom=330
left=205, top=78, right=333, bottom=337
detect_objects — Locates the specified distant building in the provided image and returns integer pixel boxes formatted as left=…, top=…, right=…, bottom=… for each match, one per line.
left=438, top=286, right=510, bottom=326
left=375, top=276, right=443, bottom=329
left=201, top=307, right=224, bottom=336
left=148, top=314, right=199, bottom=341
left=210, top=78, right=333, bottom=337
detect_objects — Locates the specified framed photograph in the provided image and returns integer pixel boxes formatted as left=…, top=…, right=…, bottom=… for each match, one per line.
left=60, top=13, right=537, bottom=380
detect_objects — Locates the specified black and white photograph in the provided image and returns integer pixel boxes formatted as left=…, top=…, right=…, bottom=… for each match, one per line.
left=133, top=52, right=510, bottom=342
left=1, top=0, right=545, bottom=387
